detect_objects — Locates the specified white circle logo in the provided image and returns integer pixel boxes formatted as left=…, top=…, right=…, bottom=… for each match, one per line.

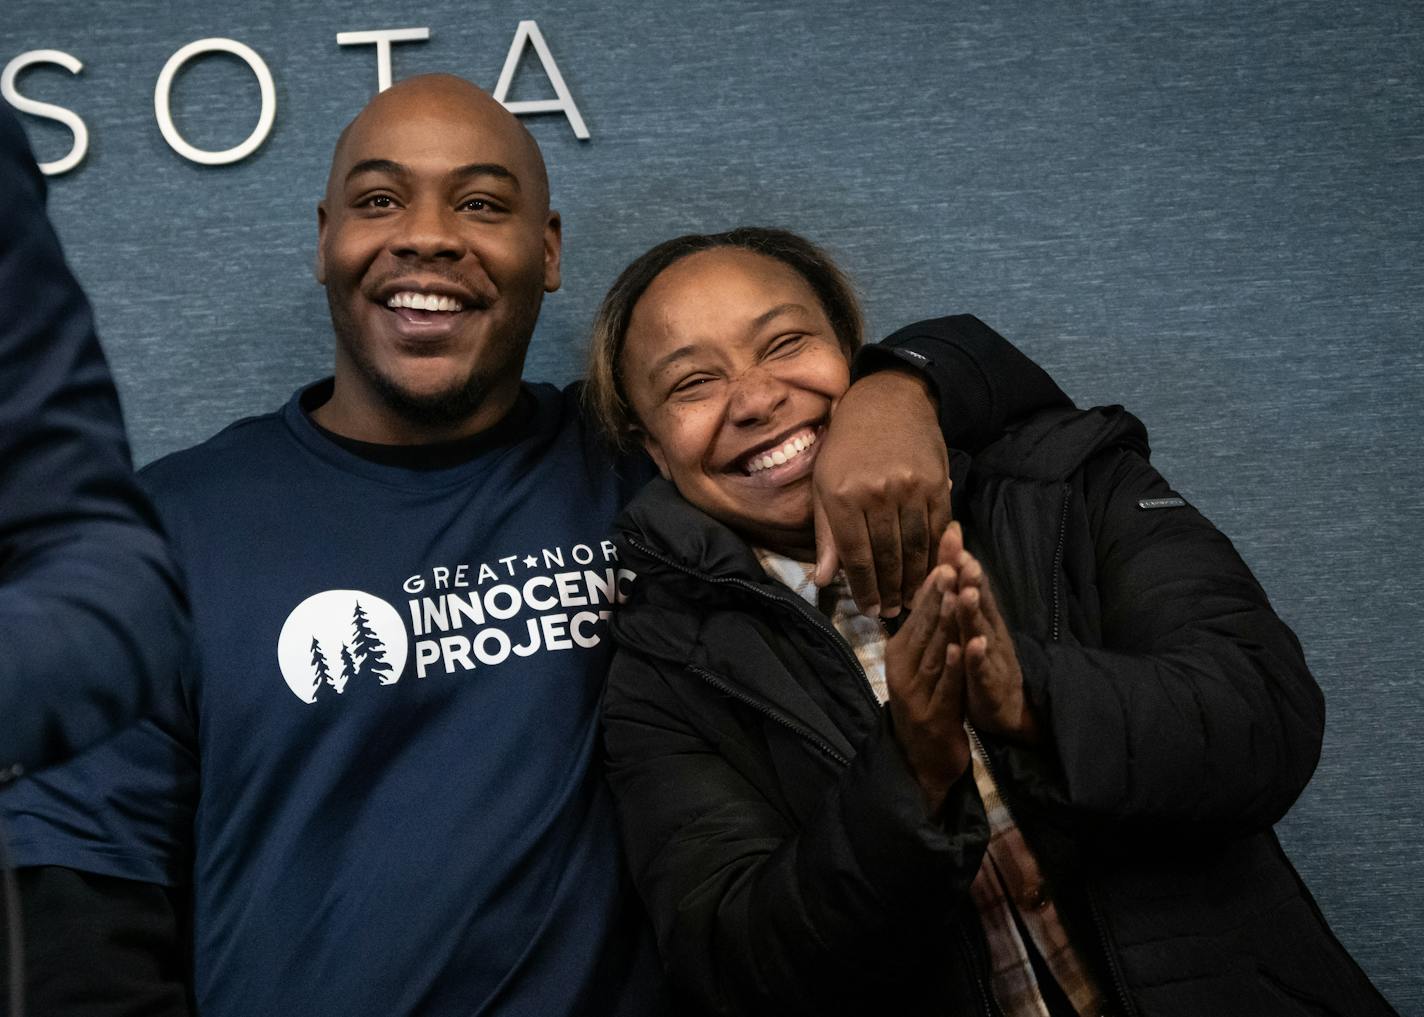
left=276, top=590, right=409, bottom=704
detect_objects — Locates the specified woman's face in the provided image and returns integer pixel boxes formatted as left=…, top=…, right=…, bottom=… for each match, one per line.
left=621, top=247, right=852, bottom=556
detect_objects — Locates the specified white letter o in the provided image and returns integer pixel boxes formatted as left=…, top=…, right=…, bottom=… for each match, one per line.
left=154, top=38, right=275, bottom=166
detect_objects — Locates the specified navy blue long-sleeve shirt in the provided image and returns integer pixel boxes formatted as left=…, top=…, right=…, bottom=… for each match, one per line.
left=0, top=105, right=188, bottom=777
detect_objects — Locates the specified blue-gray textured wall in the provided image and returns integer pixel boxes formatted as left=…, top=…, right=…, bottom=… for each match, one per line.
left=5, top=1, right=1421, bottom=1009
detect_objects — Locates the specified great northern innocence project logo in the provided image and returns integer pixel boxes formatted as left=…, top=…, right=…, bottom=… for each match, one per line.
left=275, top=541, right=634, bottom=704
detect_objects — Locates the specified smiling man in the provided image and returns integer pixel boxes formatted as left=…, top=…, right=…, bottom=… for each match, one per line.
left=315, top=81, right=559, bottom=443
left=0, top=76, right=1071, bottom=1016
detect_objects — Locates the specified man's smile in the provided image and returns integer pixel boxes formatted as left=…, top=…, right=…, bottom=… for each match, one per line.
left=386, top=290, right=465, bottom=313
left=369, top=281, right=492, bottom=341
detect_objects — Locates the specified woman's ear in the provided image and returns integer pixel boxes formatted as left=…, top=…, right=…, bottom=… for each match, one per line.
left=635, top=430, right=672, bottom=481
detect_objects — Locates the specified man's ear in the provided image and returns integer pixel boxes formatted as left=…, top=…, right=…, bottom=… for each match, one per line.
left=637, top=430, right=671, bottom=481
left=543, top=211, right=563, bottom=293
left=314, top=203, right=328, bottom=284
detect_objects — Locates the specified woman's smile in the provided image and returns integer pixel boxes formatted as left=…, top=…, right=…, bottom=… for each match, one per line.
left=619, top=247, right=852, bottom=556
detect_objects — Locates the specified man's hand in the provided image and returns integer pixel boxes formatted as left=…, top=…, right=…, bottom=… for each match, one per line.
left=885, top=564, right=971, bottom=812
left=813, top=368, right=950, bottom=618
left=939, top=522, right=1041, bottom=745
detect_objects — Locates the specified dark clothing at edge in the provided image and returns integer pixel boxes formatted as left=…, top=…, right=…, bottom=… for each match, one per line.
left=0, top=104, right=188, bottom=778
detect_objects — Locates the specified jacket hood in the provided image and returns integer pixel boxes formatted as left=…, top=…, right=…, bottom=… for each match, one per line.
left=613, top=473, right=813, bottom=668
left=617, top=477, right=766, bottom=584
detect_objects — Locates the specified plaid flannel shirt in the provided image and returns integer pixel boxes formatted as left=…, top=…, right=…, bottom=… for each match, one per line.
left=756, top=551, right=1105, bottom=1017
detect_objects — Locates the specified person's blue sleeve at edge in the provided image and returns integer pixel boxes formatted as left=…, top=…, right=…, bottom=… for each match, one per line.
left=0, top=104, right=189, bottom=778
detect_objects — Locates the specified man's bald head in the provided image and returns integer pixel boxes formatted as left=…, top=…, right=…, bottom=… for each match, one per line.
left=313, top=72, right=563, bottom=444
left=325, top=74, right=550, bottom=211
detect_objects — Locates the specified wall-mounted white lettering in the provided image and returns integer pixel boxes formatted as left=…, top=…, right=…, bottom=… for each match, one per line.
left=5, top=21, right=589, bottom=176
left=154, top=38, right=276, bottom=166
left=1, top=50, right=87, bottom=175
left=336, top=27, right=430, bottom=93
left=492, top=20, right=588, bottom=140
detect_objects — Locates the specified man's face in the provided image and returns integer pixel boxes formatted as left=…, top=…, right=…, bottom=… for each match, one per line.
left=316, top=83, right=561, bottom=437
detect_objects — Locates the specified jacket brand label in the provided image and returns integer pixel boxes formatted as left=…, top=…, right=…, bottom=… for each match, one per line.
left=1138, top=497, right=1187, bottom=510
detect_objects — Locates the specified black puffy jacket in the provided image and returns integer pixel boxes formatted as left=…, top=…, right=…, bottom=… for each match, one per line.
left=604, top=402, right=1397, bottom=1017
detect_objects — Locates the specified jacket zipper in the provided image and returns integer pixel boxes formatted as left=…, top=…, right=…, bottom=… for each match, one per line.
left=685, top=664, right=848, bottom=767
left=1087, top=890, right=1137, bottom=1017
left=1047, top=481, right=1138, bottom=1017
left=1050, top=482, right=1070, bottom=643
left=958, top=926, right=998, bottom=1017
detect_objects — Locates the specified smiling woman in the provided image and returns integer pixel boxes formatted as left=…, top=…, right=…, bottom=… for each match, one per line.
left=585, top=229, right=862, bottom=559
left=622, top=250, right=851, bottom=557
left=587, top=228, right=1399, bottom=1016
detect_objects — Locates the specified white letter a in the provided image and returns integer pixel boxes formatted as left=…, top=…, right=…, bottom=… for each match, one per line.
left=492, top=20, right=589, bottom=140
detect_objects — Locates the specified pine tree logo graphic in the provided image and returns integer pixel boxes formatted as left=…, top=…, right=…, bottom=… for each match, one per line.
left=277, top=590, right=409, bottom=704
left=350, top=601, right=397, bottom=684
left=310, top=637, right=336, bottom=697
left=336, top=643, right=357, bottom=695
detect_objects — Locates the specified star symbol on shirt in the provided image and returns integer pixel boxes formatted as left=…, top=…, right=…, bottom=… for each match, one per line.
left=523, top=555, right=539, bottom=568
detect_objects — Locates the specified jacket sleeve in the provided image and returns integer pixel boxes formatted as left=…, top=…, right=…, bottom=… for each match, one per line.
left=1002, top=447, right=1326, bottom=842
left=603, top=652, right=989, bottom=1017
left=853, top=314, right=1074, bottom=453
left=0, top=107, right=189, bottom=777
left=9, top=866, right=193, bottom=1016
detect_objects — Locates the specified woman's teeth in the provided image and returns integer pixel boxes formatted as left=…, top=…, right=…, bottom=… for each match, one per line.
left=386, top=291, right=464, bottom=312
left=746, top=431, right=816, bottom=474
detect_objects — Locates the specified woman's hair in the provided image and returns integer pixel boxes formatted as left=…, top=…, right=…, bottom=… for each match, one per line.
left=584, top=226, right=864, bottom=450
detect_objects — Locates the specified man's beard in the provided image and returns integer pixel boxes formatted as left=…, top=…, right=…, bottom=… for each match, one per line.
left=360, top=357, right=492, bottom=429
left=326, top=287, right=540, bottom=431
